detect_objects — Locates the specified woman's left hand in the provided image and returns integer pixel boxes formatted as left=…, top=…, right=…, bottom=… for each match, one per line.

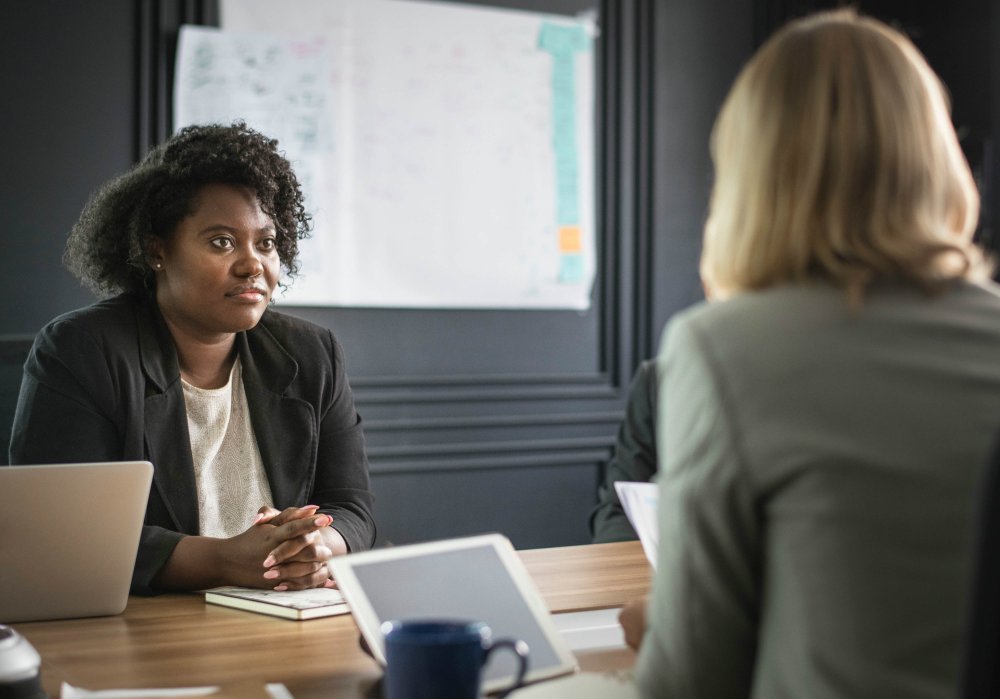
left=254, top=505, right=349, bottom=590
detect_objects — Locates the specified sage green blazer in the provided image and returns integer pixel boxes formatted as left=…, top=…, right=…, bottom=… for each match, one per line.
left=636, top=280, right=1000, bottom=699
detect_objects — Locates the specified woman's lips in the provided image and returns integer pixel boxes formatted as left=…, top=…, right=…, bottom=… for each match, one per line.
left=227, top=287, right=268, bottom=302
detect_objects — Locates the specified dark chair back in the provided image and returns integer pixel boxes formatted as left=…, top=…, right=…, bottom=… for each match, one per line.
left=0, top=335, right=34, bottom=465
left=961, top=430, right=1000, bottom=699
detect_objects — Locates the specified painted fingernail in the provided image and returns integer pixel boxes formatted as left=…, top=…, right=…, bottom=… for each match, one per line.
left=315, top=515, right=332, bottom=527
left=263, top=569, right=280, bottom=580
left=273, top=584, right=288, bottom=591
left=263, top=555, right=276, bottom=568
left=252, top=513, right=264, bottom=524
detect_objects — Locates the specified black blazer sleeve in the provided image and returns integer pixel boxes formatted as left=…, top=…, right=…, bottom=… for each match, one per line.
left=9, top=309, right=186, bottom=595
left=242, top=311, right=376, bottom=555
left=311, top=329, right=376, bottom=552
left=589, top=359, right=659, bottom=543
left=10, top=315, right=122, bottom=464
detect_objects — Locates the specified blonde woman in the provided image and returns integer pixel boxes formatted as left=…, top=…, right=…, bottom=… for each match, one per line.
left=620, top=10, right=1000, bottom=698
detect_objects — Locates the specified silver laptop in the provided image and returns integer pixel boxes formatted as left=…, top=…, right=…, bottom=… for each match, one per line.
left=0, top=461, right=153, bottom=623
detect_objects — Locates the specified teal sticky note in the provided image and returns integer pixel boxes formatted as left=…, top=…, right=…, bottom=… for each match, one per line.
left=557, top=200, right=579, bottom=226
left=555, top=145, right=578, bottom=169
left=537, top=22, right=590, bottom=56
left=557, top=169, right=579, bottom=225
left=558, top=253, right=585, bottom=283
left=541, top=20, right=588, bottom=230
left=549, top=55, right=575, bottom=119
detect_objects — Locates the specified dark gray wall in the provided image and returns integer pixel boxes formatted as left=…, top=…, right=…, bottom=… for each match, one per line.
left=650, top=0, right=754, bottom=353
left=1, top=0, right=136, bottom=332
left=1, top=0, right=138, bottom=455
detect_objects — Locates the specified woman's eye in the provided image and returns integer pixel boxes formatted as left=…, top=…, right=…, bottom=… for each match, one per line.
left=259, top=238, right=277, bottom=251
left=211, top=237, right=234, bottom=250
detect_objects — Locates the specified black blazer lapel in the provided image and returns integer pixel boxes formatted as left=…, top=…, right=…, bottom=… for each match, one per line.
left=137, top=301, right=200, bottom=535
left=238, top=324, right=317, bottom=508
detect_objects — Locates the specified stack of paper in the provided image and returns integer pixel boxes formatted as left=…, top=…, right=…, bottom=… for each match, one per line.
left=614, top=481, right=660, bottom=568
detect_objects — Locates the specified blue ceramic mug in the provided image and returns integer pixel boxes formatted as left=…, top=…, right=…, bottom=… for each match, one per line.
left=382, top=619, right=529, bottom=699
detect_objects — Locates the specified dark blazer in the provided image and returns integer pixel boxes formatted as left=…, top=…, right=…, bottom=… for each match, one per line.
left=589, top=359, right=658, bottom=543
left=9, top=293, right=375, bottom=594
left=961, top=429, right=1000, bottom=699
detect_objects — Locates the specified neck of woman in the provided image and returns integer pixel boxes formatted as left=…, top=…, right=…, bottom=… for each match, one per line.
left=163, top=321, right=238, bottom=390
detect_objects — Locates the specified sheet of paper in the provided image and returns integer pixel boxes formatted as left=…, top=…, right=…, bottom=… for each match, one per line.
left=60, top=683, right=292, bottom=698
left=508, top=670, right=638, bottom=698
left=614, top=481, right=659, bottom=569
left=206, top=586, right=345, bottom=609
left=61, top=684, right=218, bottom=698
left=175, top=0, right=597, bottom=309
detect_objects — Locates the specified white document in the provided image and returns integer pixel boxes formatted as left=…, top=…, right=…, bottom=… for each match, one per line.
left=175, top=0, right=597, bottom=309
left=614, top=481, right=659, bottom=569
left=61, top=684, right=218, bottom=698
left=508, top=670, right=637, bottom=698
left=60, top=683, right=292, bottom=698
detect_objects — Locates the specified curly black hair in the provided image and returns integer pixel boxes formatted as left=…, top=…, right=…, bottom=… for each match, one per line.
left=64, top=122, right=311, bottom=297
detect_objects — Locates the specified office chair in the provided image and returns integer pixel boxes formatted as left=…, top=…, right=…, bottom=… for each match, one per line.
left=960, top=429, right=1000, bottom=699
left=0, top=335, right=34, bottom=465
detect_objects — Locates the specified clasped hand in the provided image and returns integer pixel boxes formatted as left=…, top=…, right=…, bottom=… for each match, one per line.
left=223, top=505, right=348, bottom=591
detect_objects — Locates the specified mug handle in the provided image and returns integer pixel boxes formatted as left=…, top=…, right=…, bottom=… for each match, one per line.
left=483, top=638, right=530, bottom=698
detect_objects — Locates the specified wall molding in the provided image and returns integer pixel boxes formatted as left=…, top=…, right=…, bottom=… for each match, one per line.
left=368, top=448, right=615, bottom=475
left=363, top=410, right=623, bottom=432
left=371, top=435, right=613, bottom=458
left=354, top=385, right=620, bottom=406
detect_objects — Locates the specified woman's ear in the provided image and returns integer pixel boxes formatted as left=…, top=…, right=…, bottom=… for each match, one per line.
left=145, top=237, right=165, bottom=271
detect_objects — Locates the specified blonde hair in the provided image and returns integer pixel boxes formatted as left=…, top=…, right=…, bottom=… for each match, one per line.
left=701, top=9, right=989, bottom=302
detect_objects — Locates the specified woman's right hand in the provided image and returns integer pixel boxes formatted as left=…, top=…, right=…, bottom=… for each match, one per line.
left=218, top=507, right=333, bottom=589
left=154, top=506, right=341, bottom=591
left=254, top=504, right=319, bottom=527
left=619, top=596, right=649, bottom=650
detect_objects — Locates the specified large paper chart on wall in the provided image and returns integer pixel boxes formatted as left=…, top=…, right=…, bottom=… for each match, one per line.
left=174, top=0, right=597, bottom=309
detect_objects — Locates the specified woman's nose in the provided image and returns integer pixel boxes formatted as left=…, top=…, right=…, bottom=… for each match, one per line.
left=235, top=245, right=265, bottom=278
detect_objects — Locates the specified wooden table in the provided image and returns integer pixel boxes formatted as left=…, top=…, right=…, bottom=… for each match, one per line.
left=14, top=541, right=650, bottom=698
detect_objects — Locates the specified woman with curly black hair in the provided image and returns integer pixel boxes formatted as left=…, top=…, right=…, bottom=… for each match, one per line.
left=9, top=122, right=375, bottom=595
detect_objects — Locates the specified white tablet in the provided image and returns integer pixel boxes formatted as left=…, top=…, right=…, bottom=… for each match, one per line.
left=329, top=533, right=578, bottom=692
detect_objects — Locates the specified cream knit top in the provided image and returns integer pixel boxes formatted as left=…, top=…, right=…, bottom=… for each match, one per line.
left=181, top=357, right=274, bottom=538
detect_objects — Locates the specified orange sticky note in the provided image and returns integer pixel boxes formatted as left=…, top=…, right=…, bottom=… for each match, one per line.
left=559, top=226, right=582, bottom=253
